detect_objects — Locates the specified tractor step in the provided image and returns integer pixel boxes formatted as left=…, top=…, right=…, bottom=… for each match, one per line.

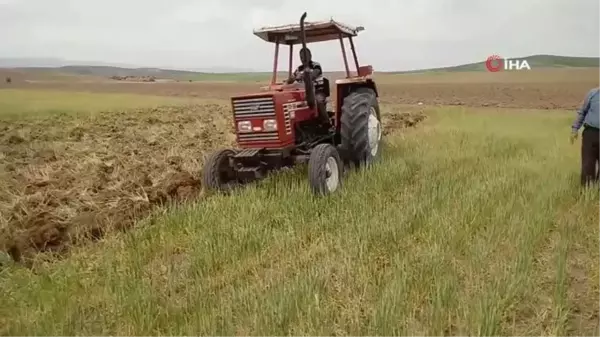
left=235, top=165, right=264, bottom=180
left=234, top=149, right=261, bottom=158
left=237, top=166, right=261, bottom=173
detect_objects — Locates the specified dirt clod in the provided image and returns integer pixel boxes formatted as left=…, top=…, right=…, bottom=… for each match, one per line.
left=7, top=134, right=25, bottom=144
left=383, top=109, right=427, bottom=135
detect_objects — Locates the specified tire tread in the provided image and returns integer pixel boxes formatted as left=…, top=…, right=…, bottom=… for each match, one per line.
left=308, top=144, right=342, bottom=195
left=340, top=87, right=380, bottom=167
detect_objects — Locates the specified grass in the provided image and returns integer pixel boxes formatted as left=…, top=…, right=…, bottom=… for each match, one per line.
left=0, top=89, right=203, bottom=119
left=0, top=104, right=597, bottom=335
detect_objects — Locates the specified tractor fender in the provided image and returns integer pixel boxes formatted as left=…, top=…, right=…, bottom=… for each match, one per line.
left=335, top=77, right=378, bottom=98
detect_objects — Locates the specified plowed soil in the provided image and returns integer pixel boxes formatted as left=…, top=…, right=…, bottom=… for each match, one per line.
left=0, top=104, right=235, bottom=263
left=0, top=100, right=425, bottom=264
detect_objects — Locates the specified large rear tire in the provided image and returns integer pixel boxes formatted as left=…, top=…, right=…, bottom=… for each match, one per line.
left=308, top=144, right=343, bottom=196
left=202, top=148, right=238, bottom=193
left=340, top=87, right=382, bottom=168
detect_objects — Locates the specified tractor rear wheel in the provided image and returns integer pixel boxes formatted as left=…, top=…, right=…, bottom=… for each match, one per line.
left=340, top=87, right=382, bottom=168
left=308, top=144, right=343, bottom=195
left=202, top=148, right=238, bottom=193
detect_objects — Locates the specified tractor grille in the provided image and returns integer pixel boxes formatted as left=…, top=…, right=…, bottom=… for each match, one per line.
left=238, top=131, right=279, bottom=142
left=232, top=96, right=275, bottom=118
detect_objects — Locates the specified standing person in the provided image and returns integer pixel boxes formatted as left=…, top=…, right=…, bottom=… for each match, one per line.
left=571, top=87, right=599, bottom=186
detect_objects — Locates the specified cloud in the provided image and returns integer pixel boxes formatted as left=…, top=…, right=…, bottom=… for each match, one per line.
left=1, top=0, right=598, bottom=71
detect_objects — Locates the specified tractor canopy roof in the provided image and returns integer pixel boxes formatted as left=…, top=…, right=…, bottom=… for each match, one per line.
left=253, top=19, right=364, bottom=45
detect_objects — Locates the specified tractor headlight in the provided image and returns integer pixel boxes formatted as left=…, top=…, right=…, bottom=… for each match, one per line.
left=237, top=121, right=252, bottom=133
left=263, top=119, right=277, bottom=131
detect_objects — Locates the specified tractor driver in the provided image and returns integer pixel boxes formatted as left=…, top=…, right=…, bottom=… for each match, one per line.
left=287, top=47, right=331, bottom=127
left=287, top=47, right=323, bottom=84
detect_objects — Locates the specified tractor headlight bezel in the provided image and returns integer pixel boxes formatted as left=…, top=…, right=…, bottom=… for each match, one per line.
left=237, top=120, right=252, bottom=133
left=263, top=119, right=278, bottom=131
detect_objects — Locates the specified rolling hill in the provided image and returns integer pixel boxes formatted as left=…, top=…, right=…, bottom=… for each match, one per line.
left=392, top=54, right=600, bottom=74
left=1, top=54, right=598, bottom=81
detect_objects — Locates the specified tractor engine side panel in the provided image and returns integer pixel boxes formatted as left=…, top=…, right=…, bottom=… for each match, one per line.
left=282, top=91, right=317, bottom=123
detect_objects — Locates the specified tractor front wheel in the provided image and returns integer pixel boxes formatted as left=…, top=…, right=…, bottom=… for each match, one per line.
left=308, top=144, right=343, bottom=196
left=340, top=87, right=382, bottom=168
left=201, top=148, right=238, bottom=193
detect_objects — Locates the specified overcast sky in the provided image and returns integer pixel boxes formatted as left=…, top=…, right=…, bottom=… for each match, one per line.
left=1, top=0, right=599, bottom=71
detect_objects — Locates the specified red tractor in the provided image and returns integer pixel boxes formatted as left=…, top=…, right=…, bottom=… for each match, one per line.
left=202, top=12, right=382, bottom=195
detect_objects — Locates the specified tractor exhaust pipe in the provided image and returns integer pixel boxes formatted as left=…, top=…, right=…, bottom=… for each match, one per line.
left=299, top=12, right=316, bottom=109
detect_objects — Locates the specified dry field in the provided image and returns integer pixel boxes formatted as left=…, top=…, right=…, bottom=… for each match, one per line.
left=2, top=67, right=597, bottom=109
left=0, top=67, right=598, bottom=335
